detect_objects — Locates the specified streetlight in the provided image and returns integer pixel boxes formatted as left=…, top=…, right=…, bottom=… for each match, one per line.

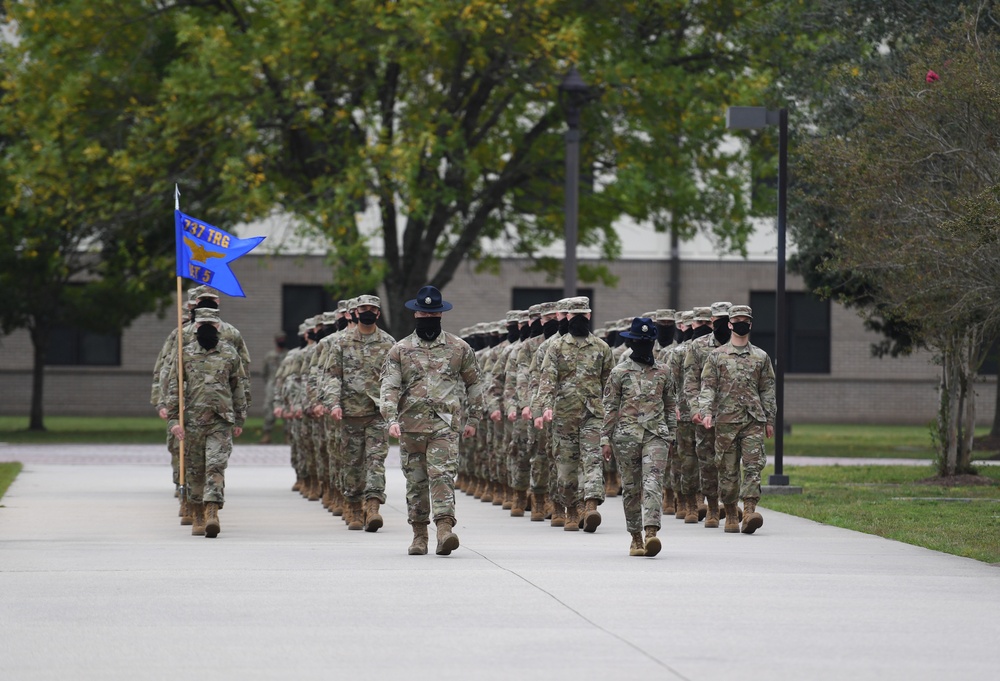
left=726, top=106, right=790, bottom=486
left=559, top=66, right=590, bottom=299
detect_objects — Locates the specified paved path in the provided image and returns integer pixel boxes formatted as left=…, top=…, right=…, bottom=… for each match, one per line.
left=1, top=445, right=999, bottom=680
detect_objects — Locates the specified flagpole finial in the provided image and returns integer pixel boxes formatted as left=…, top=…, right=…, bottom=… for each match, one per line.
left=175, top=184, right=180, bottom=211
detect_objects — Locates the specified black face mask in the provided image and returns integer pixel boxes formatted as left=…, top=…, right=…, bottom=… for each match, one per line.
left=358, top=311, right=378, bottom=326
left=656, top=323, right=674, bottom=348
left=712, top=317, right=732, bottom=346
left=196, top=324, right=219, bottom=350
left=307, top=329, right=319, bottom=342
left=630, top=339, right=655, bottom=365
left=318, top=325, right=337, bottom=340
left=543, top=318, right=559, bottom=338
left=558, top=318, right=570, bottom=335
left=507, top=322, right=519, bottom=343
left=519, top=324, right=531, bottom=342
left=489, top=334, right=501, bottom=347
left=692, top=325, right=712, bottom=339
left=675, top=327, right=686, bottom=344
left=350, top=312, right=359, bottom=324
left=530, top=319, right=543, bottom=338
left=732, top=321, right=752, bottom=337
left=337, top=317, right=349, bottom=331
left=415, top=316, right=442, bottom=341
left=276, top=339, right=286, bottom=350
left=299, top=334, right=308, bottom=348
left=607, top=330, right=619, bottom=347
left=568, top=315, right=590, bottom=337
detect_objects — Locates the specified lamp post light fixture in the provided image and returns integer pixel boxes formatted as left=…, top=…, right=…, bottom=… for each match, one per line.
left=726, top=106, right=790, bottom=486
left=559, top=65, right=590, bottom=299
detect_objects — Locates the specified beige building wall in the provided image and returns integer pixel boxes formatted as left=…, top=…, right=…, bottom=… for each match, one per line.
left=1, top=253, right=992, bottom=425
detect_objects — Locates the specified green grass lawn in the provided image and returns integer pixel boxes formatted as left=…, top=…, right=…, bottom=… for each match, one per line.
left=783, top=423, right=994, bottom=459
left=0, top=416, right=286, bottom=444
left=762, top=463, right=1000, bottom=563
left=0, top=462, right=22, bottom=502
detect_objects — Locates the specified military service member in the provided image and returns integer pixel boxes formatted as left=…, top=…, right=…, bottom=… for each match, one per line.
left=260, top=333, right=288, bottom=443
left=380, top=285, right=485, bottom=556
left=602, top=317, right=675, bottom=557
left=698, top=305, right=776, bottom=534
left=164, top=307, right=247, bottom=538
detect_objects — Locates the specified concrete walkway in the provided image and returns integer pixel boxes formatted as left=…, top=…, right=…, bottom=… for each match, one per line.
left=1, top=444, right=999, bottom=681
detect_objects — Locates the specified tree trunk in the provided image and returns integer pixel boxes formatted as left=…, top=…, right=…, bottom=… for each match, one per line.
left=992, top=376, right=1000, bottom=439
left=937, top=338, right=960, bottom=477
left=959, top=331, right=977, bottom=474
left=28, top=322, right=49, bottom=432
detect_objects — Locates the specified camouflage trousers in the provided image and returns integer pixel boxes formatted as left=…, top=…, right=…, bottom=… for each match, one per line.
left=714, top=421, right=767, bottom=504
left=614, top=430, right=667, bottom=533
left=399, top=427, right=460, bottom=525
left=341, top=414, right=389, bottom=503
left=552, top=412, right=605, bottom=507
left=182, top=419, right=232, bottom=506
left=663, top=441, right=678, bottom=493
left=262, top=385, right=277, bottom=433
left=289, top=417, right=305, bottom=478
left=299, top=417, right=318, bottom=480
left=529, top=419, right=551, bottom=495
left=507, top=417, right=533, bottom=491
left=312, top=417, right=329, bottom=485
left=676, top=421, right=700, bottom=495
left=326, top=419, right=343, bottom=492
left=695, top=422, right=719, bottom=499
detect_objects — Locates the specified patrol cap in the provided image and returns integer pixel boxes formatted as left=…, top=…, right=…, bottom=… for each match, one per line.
left=494, top=320, right=507, bottom=333
left=194, top=307, right=221, bottom=324
left=538, top=301, right=556, bottom=316
left=621, top=317, right=657, bottom=341
left=297, top=323, right=308, bottom=335
left=555, top=298, right=573, bottom=314
left=505, top=310, right=522, bottom=323
left=321, top=311, right=339, bottom=325
left=188, top=285, right=220, bottom=300
left=528, top=304, right=542, bottom=318
left=356, top=294, right=381, bottom=309
left=655, top=309, right=676, bottom=323
left=337, top=300, right=348, bottom=312
left=518, top=310, right=531, bottom=324
left=692, top=306, right=712, bottom=322
left=711, top=301, right=733, bottom=317
left=566, top=296, right=591, bottom=314
left=305, top=315, right=322, bottom=327
left=642, top=311, right=656, bottom=319
left=617, top=318, right=631, bottom=331
left=347, top=297, right=360, bottom=311
left=728, top=304, right=753, bottom=320
left=681, top=310, right=695, bottom=323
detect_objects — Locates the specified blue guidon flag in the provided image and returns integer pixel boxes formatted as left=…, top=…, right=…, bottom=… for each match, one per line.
left=175, top=210, right=265, bottom=297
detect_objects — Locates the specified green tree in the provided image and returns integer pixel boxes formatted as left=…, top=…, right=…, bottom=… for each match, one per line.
left=0, top=1, right=196, bottom=429
left=796, top=14, right=1000, bottom=475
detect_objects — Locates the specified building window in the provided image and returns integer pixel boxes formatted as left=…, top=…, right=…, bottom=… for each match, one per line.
left=282, top=284, right=337, bottom=342
left=748, top=291, right=830, bottom=374
left=46, top=326, right=121, bottom=366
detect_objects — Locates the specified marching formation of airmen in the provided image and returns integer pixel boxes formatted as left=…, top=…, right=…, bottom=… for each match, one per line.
left=152, top=282, right=777, bottom=557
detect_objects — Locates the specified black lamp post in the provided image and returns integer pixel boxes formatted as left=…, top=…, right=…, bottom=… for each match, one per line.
left=726, top=106, right=790, bottom=486
left=559, top=66, right=590, bottom=299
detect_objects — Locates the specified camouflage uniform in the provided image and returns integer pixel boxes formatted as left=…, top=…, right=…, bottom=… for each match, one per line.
left=323, top=322, right=395, bottom=505
left=164, top=336, right=247, bottom=508
left=603, top=354, right=675, bottom=533
left=261, top=341, right=287, bottom=439
left=672, top=307, right=711, bottom=519
left=380, top=330, right=485, bottom=526
left=698, top=308, right=776, bottom=508
left=536, top=303, right=613, bottom=515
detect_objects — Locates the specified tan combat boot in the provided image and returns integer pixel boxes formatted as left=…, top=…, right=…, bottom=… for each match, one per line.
left=704, top=496, right=720, bottom=529
left=544, top=497, right=554, bottom=520
left=363, top=498, right=383, bottom=532
left=492, top=482, right=505, bottom=507
left=674, top=494, right=687, bottom=520
left=643, top=526, right=662, bottom=557
left=180, top=498, right=194, bottom=526
left=564, top=502, right=580, bottom=531
left=347, top=501, right=364, bottom=530
left=435, top=518, right=460, bottom=555
left=684, top=493, right=700, bottom=524
left=190, top=502, right=206, bottom=537
left=550, top=503, right=566, bottom=527
left=724, top=503, right=740, bottom=533
left=408, top=522, right=429, bottom=555
left=330, top=490, right=344, bottom=516
left=204, top=502, right=221, bottom=538
left=510, top=490, right=526, bottom=517
left=530, top=493, right=546, bottom=522
left=582, top=499, right=602, bottom=533
left=307, top=479, right=321, bottom=502
left=501, top=485, right=513, bottom=510
left=480, top=481, right=493, bottom=503
left=472, top=478, right=485, bottom=499
left=604, top=473, right=616, bottom=498
left=629, top=532, right=646, bottom=556
left=321, top=487, right=332, bottom=510
left=741, top=498, right=763, bottom=534
left=291, top=478, right=303, bottom=493
left=697, top=495, right=708, bottom=521
left=663, top=489, right=676, bottom=515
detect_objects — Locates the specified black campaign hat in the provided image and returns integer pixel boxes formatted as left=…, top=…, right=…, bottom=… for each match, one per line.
left=404, top=285, right=453, bottom=312
left=620, top=317, right=657, bottom=340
